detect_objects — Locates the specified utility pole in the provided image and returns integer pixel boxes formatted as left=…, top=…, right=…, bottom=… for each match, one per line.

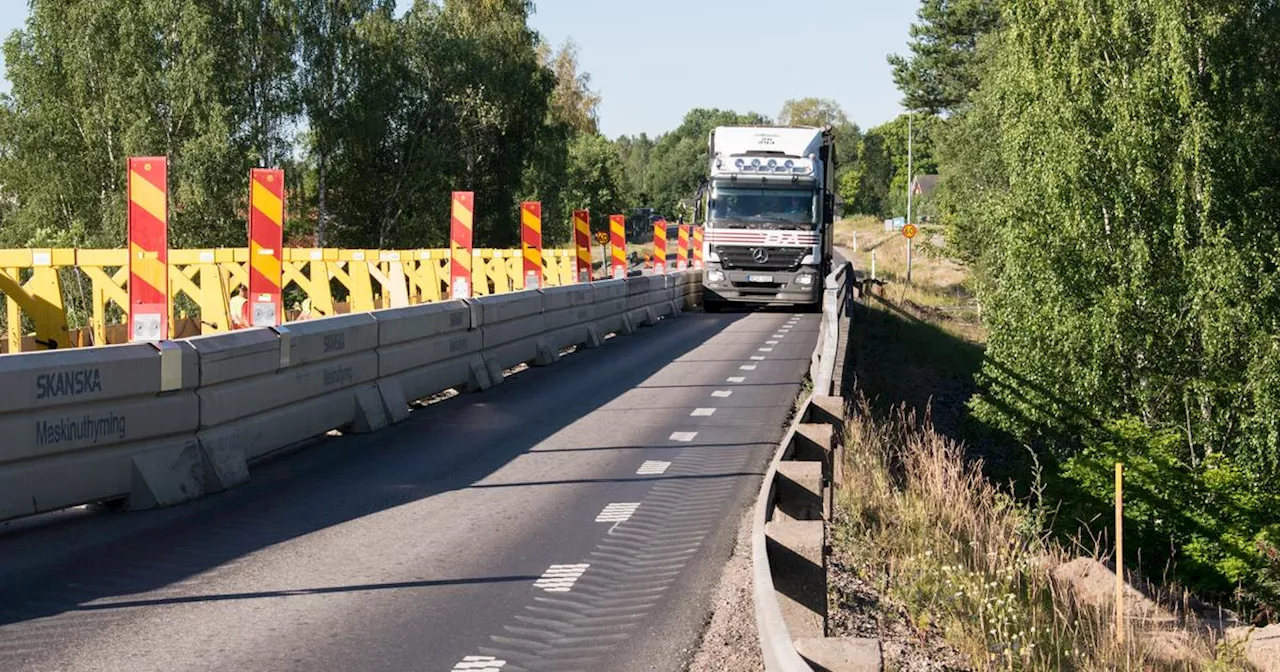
left=906, top=111, right=914, bottom=284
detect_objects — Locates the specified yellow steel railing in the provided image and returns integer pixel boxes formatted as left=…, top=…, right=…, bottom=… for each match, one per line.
left=0, top=247, right=577, bottom=353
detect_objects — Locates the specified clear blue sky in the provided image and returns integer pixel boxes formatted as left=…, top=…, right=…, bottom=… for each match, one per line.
left=0, top=1, right=918, bottom=138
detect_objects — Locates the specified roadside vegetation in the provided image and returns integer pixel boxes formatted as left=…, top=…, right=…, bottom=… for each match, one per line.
left=829, top=218, right=1258, bottom=670
left=827, top=8, right=1280, bottom=666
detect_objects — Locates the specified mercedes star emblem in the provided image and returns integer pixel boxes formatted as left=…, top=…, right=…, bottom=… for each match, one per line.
left=751, top=248, right=770, bottom=264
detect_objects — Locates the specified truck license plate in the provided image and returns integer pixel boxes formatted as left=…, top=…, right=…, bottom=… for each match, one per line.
left=746, top=274, right=774, bottom=283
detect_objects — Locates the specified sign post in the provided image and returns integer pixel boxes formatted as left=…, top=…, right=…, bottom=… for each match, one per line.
left=692, top=226, right=705, bottom=269
left=249, top=168, right=285, bottom=327
left=127, top=157, right=169, bottom=341
left=450, top=191, right=474, bottom=299
left=609, top=214, right=627, bottom=279
left=903, top=222, right=918, bottom=284
left=652, top=219, right=667, bottom=274
left=573, top=209, right=592, bottom=283
left=521, top=201, right=542, bottom=290
left=676, top=224, right=690, bottom=270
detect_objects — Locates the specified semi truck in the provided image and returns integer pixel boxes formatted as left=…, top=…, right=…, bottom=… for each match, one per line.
left=698, top=126, right=836, bottom=312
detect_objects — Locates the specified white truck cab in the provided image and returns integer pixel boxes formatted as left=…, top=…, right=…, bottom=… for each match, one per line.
left=699, top=126, right=836, bottom=311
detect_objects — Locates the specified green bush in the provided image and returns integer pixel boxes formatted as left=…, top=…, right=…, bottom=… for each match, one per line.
left=1059, top=417, right=1280, bottom=615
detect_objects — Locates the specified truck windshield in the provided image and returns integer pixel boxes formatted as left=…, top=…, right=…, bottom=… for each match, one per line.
left=710, top=187, right=815, bottom=226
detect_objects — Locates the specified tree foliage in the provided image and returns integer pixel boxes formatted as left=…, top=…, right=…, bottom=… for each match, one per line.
left=940, top=0, right=1280, bottom=610
left=618, top=108, right=770, bottom=218
left=888, top=0, right=999, bottom=114
left=0, top=0, right=584, bottom=252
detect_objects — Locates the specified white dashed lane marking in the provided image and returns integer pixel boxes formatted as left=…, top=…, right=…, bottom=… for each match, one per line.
left=637, top=460, right=671, bottom=475
left=740, top=365, right=757, bottom=371
left=534, top=564, right=590, bottom=593
left=691, top=408, right=716, bottom=417
left=767, top=340, right=779, bottom=345
left=773, top=334, right=785, bottom=338
left=712, top=390, right=733, bottom=398
left=727, top=376, right=746, bottom=383
left=750, top=356, right=766, bottom=361
left=669, top=431, right=698, bottom=442
left=759, top=348, right=773, bottom=352
left=596, top=502, right=641, bottom=522
left=452, top=655, right=507, bottom=671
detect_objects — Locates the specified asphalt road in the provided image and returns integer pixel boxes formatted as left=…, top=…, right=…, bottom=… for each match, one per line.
left=0, top=306, right=819, bottom=672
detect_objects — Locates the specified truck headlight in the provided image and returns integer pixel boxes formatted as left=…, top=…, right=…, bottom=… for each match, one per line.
left=796, top=274, right=814, bottom=286
left=707, top=270, right=725, bottom=283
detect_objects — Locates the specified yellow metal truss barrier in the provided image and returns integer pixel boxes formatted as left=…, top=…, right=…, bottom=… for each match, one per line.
left=0, top=248, right=577, bottom=353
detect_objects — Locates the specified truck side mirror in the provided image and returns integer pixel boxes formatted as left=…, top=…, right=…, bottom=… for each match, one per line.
left=823, top=194, right=835, bottom=225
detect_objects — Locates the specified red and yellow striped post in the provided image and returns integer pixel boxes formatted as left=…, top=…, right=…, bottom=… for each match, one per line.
left=450, top=191, right=475, bottom=299
left=610, top=214, right=627, bottom=279
left=653, top=219, right=668, bottom=274
left=692, top=226, right=705, bottom=269
left=248, top=168, right=285, bottom=327
left=127, top=157, right=169, bottom=341
left=573, top=209, right=592, bottom=283
left=676, top=223, right=690, bottom=271
left=521, top=201, right=543, bottom=290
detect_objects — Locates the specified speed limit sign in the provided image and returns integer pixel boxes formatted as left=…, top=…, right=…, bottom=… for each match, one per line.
left=903, top=223, right=919, bottom=239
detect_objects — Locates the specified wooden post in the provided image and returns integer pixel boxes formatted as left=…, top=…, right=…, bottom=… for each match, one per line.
left=1115, top=462, right=1125, bottom=645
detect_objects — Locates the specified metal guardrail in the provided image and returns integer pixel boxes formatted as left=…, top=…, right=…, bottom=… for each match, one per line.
left=0, top=272, right=699, bottom=522
left=754, top=261, right=882, bottom=671
left=0, top=247, right=579, bottom=353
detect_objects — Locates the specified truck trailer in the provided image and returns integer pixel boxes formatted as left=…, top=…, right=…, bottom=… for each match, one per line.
left=698, top=126, right=836, bottom=312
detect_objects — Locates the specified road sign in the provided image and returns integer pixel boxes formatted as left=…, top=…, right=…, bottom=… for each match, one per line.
left=903, top=223, right=919, bottom=239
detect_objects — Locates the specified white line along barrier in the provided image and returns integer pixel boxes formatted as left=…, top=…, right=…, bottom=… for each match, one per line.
left=0, top=272, right=701, bottom=522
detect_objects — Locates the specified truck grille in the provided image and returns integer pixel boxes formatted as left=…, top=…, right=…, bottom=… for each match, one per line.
left=715, top=246, right=807, bottom=271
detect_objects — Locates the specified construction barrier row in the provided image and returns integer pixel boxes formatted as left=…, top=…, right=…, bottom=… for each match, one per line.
left=0, top=247, right=578, bottom=353
left=0, top=271, right=702, bottom=523
left=752, top=262, right=885, bottom=672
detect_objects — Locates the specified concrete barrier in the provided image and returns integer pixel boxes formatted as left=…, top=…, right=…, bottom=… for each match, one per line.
left=0, top=271, right=699, bottom=522
left=0, top=342, right=203, bottom=519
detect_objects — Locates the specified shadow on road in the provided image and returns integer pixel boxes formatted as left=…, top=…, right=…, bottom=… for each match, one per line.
left=0, top=310, right=756, bottom=630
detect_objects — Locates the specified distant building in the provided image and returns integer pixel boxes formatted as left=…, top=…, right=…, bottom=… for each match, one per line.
left=910, top=175, right=940, bottom=199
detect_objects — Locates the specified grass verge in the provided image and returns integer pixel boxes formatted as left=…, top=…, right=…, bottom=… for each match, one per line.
left=832, top=400, right=1225, bottom=670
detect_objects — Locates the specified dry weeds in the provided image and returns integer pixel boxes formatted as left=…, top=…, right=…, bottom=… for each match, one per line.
left=831, top=400, right=1240, bottom=670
